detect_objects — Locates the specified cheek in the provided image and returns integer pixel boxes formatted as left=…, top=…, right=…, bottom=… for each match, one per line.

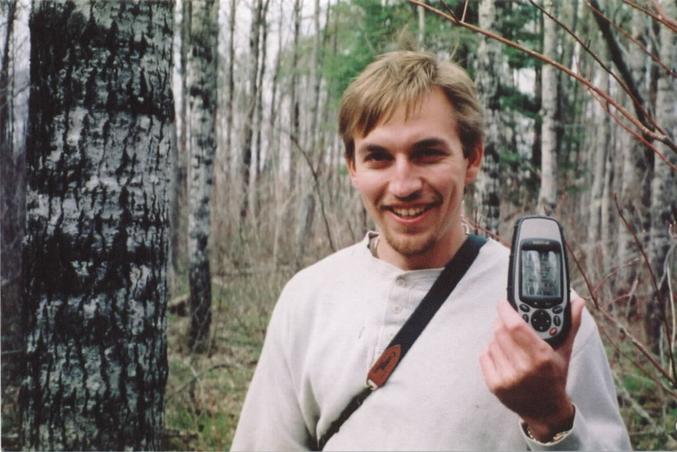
left=351, top=172, right=383, bottom=203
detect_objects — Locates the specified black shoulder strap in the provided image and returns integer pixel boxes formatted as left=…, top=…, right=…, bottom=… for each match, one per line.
left=315, top=234, right=487, bottom=450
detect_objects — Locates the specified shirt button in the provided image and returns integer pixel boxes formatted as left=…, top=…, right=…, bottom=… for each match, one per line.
left=396, top=277, right=406, bottom=287
left=393, top=305, right=402, bottom=314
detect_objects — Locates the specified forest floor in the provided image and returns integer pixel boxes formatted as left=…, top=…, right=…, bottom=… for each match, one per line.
left=164, top=268, right=292, bottom=450
left=164, top=269, right=677, bottom=451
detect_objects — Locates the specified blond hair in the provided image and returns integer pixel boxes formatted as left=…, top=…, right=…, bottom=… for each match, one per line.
left=339, top=51, right=484, bottom=161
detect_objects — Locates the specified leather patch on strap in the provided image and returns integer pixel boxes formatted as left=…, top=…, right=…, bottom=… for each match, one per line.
left=367, top=344, right=401, bottom=388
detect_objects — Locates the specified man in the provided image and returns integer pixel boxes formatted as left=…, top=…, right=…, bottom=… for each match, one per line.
left=232, top=51, right=630, bottom=450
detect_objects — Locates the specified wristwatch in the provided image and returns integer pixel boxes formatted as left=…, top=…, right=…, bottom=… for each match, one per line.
left=524, top=424, right=572, bottom=444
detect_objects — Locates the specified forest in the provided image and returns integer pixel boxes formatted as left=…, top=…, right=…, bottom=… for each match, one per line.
left=0, top=0, right=675, bottom=450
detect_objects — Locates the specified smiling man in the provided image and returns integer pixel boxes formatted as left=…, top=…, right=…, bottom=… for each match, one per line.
left=232, top=51, right=630, bottom=450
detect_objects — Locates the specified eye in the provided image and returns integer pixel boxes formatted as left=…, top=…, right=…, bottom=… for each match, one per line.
left=415, top=148, right=446, bottom=162
left=364, top=150, right=391, bottom=163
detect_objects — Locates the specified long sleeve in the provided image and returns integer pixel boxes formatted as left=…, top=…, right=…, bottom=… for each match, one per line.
left=231, top=292, right=312, bottom=450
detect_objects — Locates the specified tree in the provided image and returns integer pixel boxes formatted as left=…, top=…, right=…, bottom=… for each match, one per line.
left=20, top=1, right=174, bottom=449
left=647, top=0, right=676, bottom=353
left=240, top=0, right=263, bottom=222
left=537, top=0, right=559, bottom=214
left=473, top=0, right=502, bottom=235
left=1, top=0, right=29, bottom=446
left=185, top=0, right=218, bottom=352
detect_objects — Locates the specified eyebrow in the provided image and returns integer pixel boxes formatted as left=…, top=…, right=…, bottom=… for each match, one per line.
left=411, top=138, right=449, bottom=150
left=358, top=137, right=449, bottom=154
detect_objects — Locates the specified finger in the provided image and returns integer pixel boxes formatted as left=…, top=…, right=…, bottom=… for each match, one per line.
left=496, top=299, right=542, bottom=348
left=479, top=349, right=499, bottom=389
left=487, top=339, right=513, bottom=383
left=560, top=295, right=585, bottom=354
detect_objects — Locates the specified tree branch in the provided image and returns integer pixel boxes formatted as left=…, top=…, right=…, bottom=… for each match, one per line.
left=407, top=0, right=677, bottom=155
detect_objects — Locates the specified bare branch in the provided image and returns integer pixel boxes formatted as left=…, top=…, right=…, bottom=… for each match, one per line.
left=407, top=0, right=677, bottom=155
left=626, top=0, right=677, bottom=33
left=614, top=194, right=676, bottom=378
left=588, top=0, right=676, bottom=81
left=287, top=130, right=337, bottom=253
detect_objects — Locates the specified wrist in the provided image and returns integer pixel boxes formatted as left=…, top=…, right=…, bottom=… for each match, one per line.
left=522, top=402, right=575, bottom=442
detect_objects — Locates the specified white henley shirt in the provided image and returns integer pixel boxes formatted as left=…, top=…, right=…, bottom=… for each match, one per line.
left=232, top=234, right=631, bottom=451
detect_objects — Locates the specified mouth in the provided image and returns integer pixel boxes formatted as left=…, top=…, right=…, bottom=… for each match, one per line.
left=385, top=204, right=435, bottom=220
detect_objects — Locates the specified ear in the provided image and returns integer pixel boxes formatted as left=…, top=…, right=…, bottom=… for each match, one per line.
left=464, top=141, right=484, bottom=185
left=346, top=155, right=359, bottom=187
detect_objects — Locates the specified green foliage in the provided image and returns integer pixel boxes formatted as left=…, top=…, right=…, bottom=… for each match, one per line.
left=497, top=1, right=541, bottom=69
left=320, top=0, right=477, bottom=109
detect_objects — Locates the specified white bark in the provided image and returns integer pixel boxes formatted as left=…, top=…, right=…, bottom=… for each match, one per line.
left=617, top=10, right=651, bottom=285
left=474, top=0, right=501, bottom=235
left=22, top=1, right=173, bottom=449
left=537, top=0, right=558, bottom=215
left=186, top=0, right=218, bottom=351
left=647, top=0, right=676, bottom=348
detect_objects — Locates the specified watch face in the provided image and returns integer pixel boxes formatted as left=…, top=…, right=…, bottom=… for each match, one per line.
left=520, top=249, right=561, bottom=298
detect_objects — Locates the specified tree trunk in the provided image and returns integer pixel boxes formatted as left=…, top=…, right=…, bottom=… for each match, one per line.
left=474, top=0, right=501, bottom=236
left=21, top=1, right=174, bottom=449
left=288, top=0, right=302, bottom=194
left=537, top=0, right=558, bottom=215
left=616, top=9, right=652, bottom=292
left=587, top=45, right=610, bottom=262
left=1, top=0, right=28, bottom=447
left=253, top=0, right=271, bottom=218
left=239, top=0, right=262, bottom=222
left=647, top=0, right=676, bottom=352
left=185, top=0, right=218, bottom=352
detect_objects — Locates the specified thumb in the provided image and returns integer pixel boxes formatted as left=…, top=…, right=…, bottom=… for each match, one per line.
left=560, top=295, right=585, bottom=355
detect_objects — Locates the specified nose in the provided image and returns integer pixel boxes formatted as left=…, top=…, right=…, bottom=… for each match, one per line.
left=389, top=158, right=422, bottom=199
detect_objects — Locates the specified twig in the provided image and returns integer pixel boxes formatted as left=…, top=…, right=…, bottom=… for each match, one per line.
left=612, top=372, right=659, bottom=430
left=528, top=0, right=666, bottom=129
left=287, top=131, right=337, bottom=253
left=587, top=0, right=676, bottom=80
left=613, top=194, right=676, bottom=378
left=167, top=362, right=236, bottom=400
left=599, top=321, right=677, bottom=399
left=583, top=83, right=676, bottom=171
left=625, top=0, right=677, bottom=33
left=407, top=0, right=676, bottom=154
left=567, top=237, right=676, bottom=387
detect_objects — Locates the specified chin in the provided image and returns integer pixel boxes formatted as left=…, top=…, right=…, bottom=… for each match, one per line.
left=383, top=231, right=438, bottom=257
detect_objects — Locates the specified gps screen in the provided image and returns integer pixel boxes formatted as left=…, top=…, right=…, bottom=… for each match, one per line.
left=521, top=249, right=561, bottom=298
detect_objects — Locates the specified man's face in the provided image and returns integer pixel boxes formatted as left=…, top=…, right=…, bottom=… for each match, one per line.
left=348, top=87, right=482, bottom=269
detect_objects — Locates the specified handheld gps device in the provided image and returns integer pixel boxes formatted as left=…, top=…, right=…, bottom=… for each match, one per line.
left=507, top=215, right=571, bottom=348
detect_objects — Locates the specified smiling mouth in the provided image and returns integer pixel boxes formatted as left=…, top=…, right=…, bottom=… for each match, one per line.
left=387, top=205, right=434, bottom=219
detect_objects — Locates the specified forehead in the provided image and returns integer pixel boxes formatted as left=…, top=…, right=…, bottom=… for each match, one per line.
left=355, top=88, right=459, bottom=149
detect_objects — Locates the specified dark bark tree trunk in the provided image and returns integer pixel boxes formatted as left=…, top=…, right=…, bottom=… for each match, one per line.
left=239, top=0, right=262, bottom=222
left=20, top=1, right=174, bottom=449
left=185, top=0, right=218, bottom=352
left=288, top=0, right=302, bottom=194
left=253, top=0, right=271, bottom=217
left=1, top=0, right=27, bottom=447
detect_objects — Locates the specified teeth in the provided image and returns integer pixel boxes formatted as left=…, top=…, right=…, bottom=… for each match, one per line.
left=392, top=206, right=427, bottom=218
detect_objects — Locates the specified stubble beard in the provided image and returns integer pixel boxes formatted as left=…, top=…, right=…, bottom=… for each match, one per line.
left=381, top=227, right=438, bottom=257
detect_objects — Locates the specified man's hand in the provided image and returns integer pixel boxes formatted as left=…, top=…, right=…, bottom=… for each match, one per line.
left=479, top=296, right=585, bottom=442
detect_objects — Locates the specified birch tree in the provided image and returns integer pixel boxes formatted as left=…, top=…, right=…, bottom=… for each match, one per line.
left=647, top=0, right=676, bottom=352
left=240, top=0, right=262, bottom=221
left=1, top=0, right=29, bottom=444
left=474, top=0, right=501, bottom=235
left=20, top=1, right=174, bottom=449
left=185, top=0, right=218, bottom=351
left=537, top=0, right=559, bottom=214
